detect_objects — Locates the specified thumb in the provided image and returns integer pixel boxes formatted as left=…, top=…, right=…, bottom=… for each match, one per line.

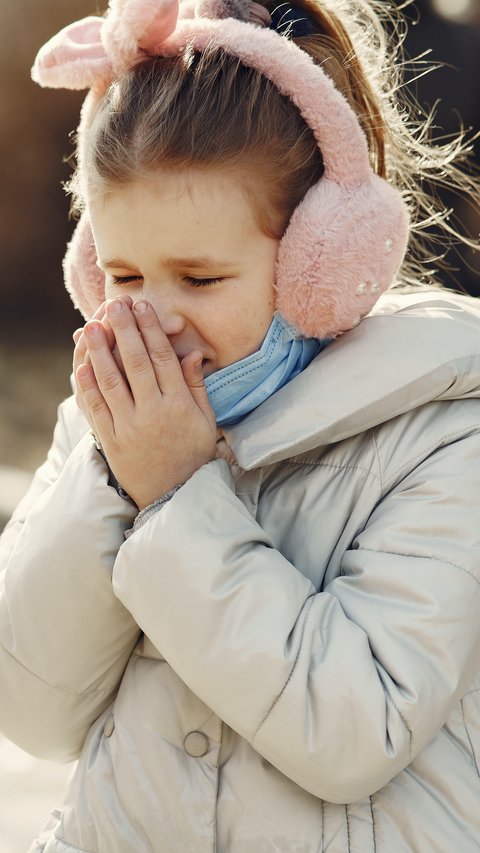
left=181, top=352, right=215, bottom=421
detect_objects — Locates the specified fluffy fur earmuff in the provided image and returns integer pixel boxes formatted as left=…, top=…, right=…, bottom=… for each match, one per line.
left=32, top=0, right=410, bottom=339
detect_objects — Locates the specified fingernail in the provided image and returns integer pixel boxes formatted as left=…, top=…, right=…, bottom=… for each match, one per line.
left=107, top=299, right=123, bottom=315
left=72, top=329, right=82, bottom=342
left=133, top=300, right=148, bottom=313
left=85, top=322, right=100, bottom=337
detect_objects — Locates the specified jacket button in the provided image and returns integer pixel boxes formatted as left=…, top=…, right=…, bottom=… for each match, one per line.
left=103, top=714, right=115, bottom=738
left=183, top=731, right=209, bottom=757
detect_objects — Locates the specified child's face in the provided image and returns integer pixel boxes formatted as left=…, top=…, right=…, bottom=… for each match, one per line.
left=89, top=169, right=278, bottom=377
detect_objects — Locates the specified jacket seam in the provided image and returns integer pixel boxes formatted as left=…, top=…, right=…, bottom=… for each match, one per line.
left=463, top=686, right=480, bottom=697
left=321, top=800, right=325, bottom=852
left=0, top=641, right=114, bottom=698
left=460, top=698, right=480, bottom=778
left=356, top=547, right=480, bottom=588
left=345, top=804, right=351, bottom=851
left=282, top=459, right=380, bottom=479
left=382, top=422, right=480, bottom=489
left=213, top=720, right=222, bottom=853
left=370, top=796, right=377, bottom=852
left=371, top=430, right=383, bottom=491
left=251, top=595, right=315, bottom=740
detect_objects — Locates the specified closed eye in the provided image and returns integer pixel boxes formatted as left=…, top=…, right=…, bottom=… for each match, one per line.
left=185, top=277, right=224, bottom=287
left=111, top=275, right=142, bottom=285
left=110, top=275, right=224, bottom=287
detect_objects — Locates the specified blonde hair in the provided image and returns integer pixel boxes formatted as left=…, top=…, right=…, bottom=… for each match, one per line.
left=70, top=0, right=480, bottom=290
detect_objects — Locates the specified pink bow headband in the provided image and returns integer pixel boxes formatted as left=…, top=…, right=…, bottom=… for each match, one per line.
left=32, top=0, right=273, bottom=90
left=32, top=0, right=410, bottom=339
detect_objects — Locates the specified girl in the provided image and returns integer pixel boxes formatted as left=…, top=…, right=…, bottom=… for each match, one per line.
left=2, top=0, right=480, bottom=850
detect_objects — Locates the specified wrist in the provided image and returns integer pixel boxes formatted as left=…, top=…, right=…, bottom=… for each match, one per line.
left=133, top=481, right=184, bottom=511
left=92, top=434, right=135, bottom=504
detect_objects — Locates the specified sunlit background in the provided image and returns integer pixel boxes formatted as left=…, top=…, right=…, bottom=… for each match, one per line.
left=431, top=0, right=479, bottom=22
left=0, top=1, right=479, bottom=850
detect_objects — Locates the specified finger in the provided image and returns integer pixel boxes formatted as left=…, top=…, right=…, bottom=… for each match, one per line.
left=73, top=303, right=108, bottom=360
left=76, top=362, right=114, bottom=436
left=101, top=314, right=116, bottom=353
left=131, top=299, right=184, bottom=395
left=73, top=303, right=111, bottom=389
left=181, top=351, right=216, bottom=424
left=84, top=320, right=133, bottom=417
left=88, top=302, right=116, bottom=352
left=73, top=330, right=88, bottom=377
left=74, top=299, right=109, bottom=347
left=92, top=301, right=108, bottom=317
left=73, top=331, right=96, bottom=378
left=74, top=315, right=115, bottom=382
left=73, top=327, right=87, bottom=353
left=105, top=298, right=162, bottom=403
left=99, top=313, right=127, bottom=379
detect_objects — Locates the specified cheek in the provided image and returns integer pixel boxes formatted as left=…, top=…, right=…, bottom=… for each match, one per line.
left=188, top=277, right=276, bottom=361
left=104, top=282, right=115, bottom=300
left=221, top=306, right=273, bottom=357
left=104, top=281, right=131, bottom=302
left=105, top=282, right=145, bottom=307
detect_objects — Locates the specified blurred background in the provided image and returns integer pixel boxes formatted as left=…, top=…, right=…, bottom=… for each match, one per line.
left=0, top=4, right=100, bottom=850
left=0, top=0, right=99, bottom=531
left=0, top=0, right=480, bottom=850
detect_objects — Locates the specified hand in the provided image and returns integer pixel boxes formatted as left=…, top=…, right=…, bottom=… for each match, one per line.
left=75, top=297, right=217, bottom=509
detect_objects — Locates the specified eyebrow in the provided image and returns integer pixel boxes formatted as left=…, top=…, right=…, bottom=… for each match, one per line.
left=100, top=255, right=237, bottom=271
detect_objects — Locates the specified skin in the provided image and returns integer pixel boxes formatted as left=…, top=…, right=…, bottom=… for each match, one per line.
left=73, top=169, right=279, bottom=509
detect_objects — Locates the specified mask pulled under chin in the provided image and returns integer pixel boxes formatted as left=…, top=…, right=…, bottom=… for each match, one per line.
left=205, top=312, right=331, bottom=427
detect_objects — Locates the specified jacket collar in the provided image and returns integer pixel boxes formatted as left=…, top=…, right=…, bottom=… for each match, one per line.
left=224, top=291, right=480, bottom=470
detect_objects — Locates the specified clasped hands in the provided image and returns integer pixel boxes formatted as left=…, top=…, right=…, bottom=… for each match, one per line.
left=73, top=297, right=217, bottom=510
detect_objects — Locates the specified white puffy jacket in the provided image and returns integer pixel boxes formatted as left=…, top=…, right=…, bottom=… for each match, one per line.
left=1, top=290, right=480, bottom=852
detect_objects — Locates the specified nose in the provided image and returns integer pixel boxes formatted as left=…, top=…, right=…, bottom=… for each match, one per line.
left=134, top=286, right=186, bottom=338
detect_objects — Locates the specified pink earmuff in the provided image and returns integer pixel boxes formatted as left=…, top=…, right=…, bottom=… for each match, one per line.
left=32, top=0, right=410, bottom=339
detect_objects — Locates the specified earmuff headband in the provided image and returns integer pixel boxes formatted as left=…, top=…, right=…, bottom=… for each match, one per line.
left=32, top=0, right=410, bottom=338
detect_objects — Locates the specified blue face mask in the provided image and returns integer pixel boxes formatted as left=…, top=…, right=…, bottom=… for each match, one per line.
left=205, top=313, right=330, bottom=427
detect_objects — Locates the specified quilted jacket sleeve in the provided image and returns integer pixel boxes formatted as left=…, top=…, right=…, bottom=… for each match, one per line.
left=111, top=403, right=480, bottom=804
left=0, top=397, right=139, bottom=762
